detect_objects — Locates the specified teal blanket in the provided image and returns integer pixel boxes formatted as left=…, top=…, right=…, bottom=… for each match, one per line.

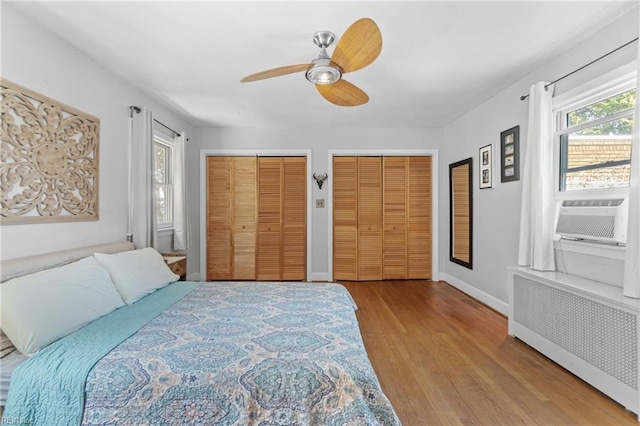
left=3, top=282, right=199, bottom=426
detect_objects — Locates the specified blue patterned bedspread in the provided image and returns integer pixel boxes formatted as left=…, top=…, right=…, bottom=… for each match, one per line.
left=83, top=282, right=400, bottom=425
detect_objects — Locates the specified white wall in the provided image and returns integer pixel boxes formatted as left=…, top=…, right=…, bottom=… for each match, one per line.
left=1, top=5, right=197, bottom=274
left=440, top=7, right=639, bottom=314
left=191, top=127, right=443, bottom=280
left=4, top=3, right=637, bottom=302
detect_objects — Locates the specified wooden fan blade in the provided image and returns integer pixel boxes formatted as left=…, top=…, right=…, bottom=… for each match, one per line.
left=316, top=79, right=369, bottom=106
left=240, top=64, right=311, bottom=83
left=331, top=18, right=382, bottom=74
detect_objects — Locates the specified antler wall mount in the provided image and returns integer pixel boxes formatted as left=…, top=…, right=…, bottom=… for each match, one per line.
left=313, top=173, right=328, bottom=189
left=240, top=18, right=382, bottom=107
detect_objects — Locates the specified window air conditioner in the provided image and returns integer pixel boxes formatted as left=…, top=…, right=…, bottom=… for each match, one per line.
left=555, top=198, right=628, bottom=245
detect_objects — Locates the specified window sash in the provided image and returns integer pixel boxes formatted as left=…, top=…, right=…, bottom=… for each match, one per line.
left=560, top=159, right=631, bottom=191
left=557, top=108, right=634, bottom=135
left=154, top=138, right=174, bottom=229
left=566, top=88, right=635, bottom=128
left=557, top=106, right=633, bottom=193
left=552, top=64, right=636, bottom=200
left=154, top=142, right=172, bottom=185
left=156, top=183, right=173, bottom=228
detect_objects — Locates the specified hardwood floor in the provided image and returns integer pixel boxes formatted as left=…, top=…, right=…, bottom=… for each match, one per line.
left=340, top=280, right=638, bottom=426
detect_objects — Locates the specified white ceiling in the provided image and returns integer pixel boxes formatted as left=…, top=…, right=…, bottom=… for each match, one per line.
left=9, top=1, right=638, bottom=128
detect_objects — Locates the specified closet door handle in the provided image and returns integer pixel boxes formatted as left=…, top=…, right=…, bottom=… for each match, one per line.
left=368, top=226, right=372, bottom=231
left=393, top=225, right=397, bottom=230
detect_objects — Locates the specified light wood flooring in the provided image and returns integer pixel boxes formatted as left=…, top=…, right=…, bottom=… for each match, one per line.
left=340, top=280, right=638, bottom=425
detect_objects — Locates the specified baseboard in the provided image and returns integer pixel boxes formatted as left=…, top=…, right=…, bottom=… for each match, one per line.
left=309, top=272, right=331, bottom=282
left=187, top=272, right=202, bottom=282
left=440, top=273, right=508, bottom=316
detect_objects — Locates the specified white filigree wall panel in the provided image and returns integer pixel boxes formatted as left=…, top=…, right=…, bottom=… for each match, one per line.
left=0, top=79, right=99, bottom=224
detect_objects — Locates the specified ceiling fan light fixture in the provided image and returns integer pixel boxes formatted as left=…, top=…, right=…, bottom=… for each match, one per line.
left=305, top=59, right=342, bottom=85
left=306, top=65, right=341, bottom=85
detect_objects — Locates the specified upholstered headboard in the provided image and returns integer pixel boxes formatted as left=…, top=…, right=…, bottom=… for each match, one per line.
left=0, top=241, right=135, bottom=283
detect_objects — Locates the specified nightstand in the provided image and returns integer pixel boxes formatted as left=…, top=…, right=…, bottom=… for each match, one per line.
left=162, top=253, right=187, bottom=281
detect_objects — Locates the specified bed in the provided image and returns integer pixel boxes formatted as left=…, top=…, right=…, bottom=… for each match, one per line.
left=0, top=243, right=400, bottom=425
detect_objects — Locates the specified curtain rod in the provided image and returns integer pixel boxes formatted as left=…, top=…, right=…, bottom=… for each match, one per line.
left=520, top=37, right=639, bottom=101
left=153, top=119, right=181, bottom=137
left=129, top=105, right=183, bottom=138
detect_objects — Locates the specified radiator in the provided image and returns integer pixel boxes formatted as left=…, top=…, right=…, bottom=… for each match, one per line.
left=508, top=268, right=640, bottom=416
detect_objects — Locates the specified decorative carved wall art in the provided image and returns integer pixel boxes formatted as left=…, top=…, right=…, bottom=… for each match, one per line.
left=1, top=79, right=99, bottom=224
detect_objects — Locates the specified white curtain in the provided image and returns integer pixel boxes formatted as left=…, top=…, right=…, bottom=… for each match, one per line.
left=127, top=112, right=134, bottom=242
left=623, top=34, right=640, bottom=298
left=518, top=82, right=556, bottom=271
left=130, top=107, right=158, bottom=250
left=173, top=132, right=190, bottom=251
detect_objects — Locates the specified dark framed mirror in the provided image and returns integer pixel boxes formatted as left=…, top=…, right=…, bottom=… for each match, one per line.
left=449, top=158, right=473, bottom=269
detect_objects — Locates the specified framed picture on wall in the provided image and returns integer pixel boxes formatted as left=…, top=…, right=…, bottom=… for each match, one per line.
left=479, top=144, right=492, bottom=189
left=500, top=125, right=520, bottom=183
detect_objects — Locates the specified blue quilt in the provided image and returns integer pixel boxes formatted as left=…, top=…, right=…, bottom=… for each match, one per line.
left=58, top=282, right=398, bottom=425
left=3, top=282, right=200, bottom=425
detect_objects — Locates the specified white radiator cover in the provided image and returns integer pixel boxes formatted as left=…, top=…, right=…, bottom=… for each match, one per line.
left=508, top=267, right=640, bottom=418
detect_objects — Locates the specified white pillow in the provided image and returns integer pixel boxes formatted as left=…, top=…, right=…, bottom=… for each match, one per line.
left=94, top=248, right=179, bottom=304
left=0, top=256, right=125, bottom=356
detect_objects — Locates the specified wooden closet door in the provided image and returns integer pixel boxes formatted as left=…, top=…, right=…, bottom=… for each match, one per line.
left=233, top=157, right=257, bottom=279
left=333, top=155, right=431, bottom=282
left=257, top=157, right=283, bottom=280
left=282, top=157, right=306, bottom=280
left=407, top=156, right=432, bottom=279
left=333, top=157, right=358, bottom=280
left=358, top=157, right=382, bottom=281
left=383, top=157, right=407, bottom=279
left=207, top=157, right=232, bottom=280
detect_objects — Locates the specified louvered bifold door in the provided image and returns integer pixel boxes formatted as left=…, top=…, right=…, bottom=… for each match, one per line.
left=407, top=156, right=432, bottom=279
left=383, top=157, right=407, bottom=279
left=333, top=157, right=358, bottom=281
left=207, top=157, right=233, bottom=280
left=333, top=157, right=358, bottom=280
left=282, top=157, right=307, bottom=280
left=233, top=157, right=257, bottom=279
left=358, top=157, right=383, bottom=281
left=257, top=157, right=282, bottom=280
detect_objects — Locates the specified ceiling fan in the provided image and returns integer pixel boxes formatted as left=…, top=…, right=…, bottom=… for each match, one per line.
left=240, top=18, right=382, bottom=107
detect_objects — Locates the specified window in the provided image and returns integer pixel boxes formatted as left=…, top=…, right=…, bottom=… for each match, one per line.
left=556, top=85, right=635, bottom=193
left=154, top=138, right=173, bottom=228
